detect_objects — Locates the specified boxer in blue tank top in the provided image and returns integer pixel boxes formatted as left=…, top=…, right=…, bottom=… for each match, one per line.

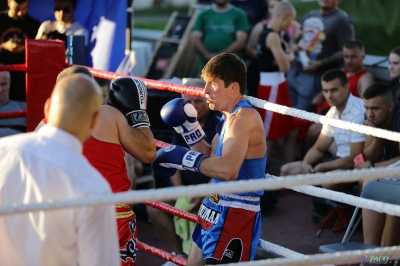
left=152, top=53, right=267, bottom=265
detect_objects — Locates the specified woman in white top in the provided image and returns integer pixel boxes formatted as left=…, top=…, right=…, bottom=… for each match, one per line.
left=36, top=0, right=89, bottom=46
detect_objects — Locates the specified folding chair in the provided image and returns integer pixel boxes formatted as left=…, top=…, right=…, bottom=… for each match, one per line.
left=319, top=179, right=400, bottom=264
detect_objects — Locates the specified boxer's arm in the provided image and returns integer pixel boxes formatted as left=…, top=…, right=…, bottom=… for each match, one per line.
left=117, top=111, right=156, bottom=164
left=198, top=109, right=256, bottom=181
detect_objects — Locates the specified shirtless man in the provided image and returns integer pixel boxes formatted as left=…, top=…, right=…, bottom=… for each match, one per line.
left=153, top=53, right=267, bottom=265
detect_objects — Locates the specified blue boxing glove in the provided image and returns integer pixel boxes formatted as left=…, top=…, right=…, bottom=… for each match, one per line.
left=160, top=98, right=205, bottom=146
left=152, top=145, right=206, bottom=179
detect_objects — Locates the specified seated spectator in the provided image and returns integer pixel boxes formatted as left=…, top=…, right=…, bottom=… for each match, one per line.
left=354, top=82, right=400, bottom=246
left=389, top=46, right=400, bottom=100
left=280, top=69, right=365, bottom=233
left=0, top=68, right=26, bottom=137
left=303, top=40, right=375, bottom=152
left=0, top=0, right=40, bottom=102
left=36, top=0, right=89, bottom=46
left=146, top=78, right=221, bottom=264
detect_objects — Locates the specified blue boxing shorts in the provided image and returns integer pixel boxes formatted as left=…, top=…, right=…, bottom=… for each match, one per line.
left=192, top=193, right=261, bottom=264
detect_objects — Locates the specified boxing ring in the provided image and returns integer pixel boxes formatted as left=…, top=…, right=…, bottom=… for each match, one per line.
left=1, top=40, right=400, bottom=265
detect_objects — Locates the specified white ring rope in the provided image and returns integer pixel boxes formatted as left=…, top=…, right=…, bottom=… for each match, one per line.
left=245, top=96, right=400, bottom=142
left=258, top=239, right=305, bottom=259
left=224, top=246, right=400, bottom=266
left=1, top=167, right=400, bottom=216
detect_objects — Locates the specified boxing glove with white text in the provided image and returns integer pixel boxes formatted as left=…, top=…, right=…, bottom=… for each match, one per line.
left=160, top=98, right=205, bottom=146
left=152, top=145, right=206, bottom=179
left=109, top=77, right=150, bottom=128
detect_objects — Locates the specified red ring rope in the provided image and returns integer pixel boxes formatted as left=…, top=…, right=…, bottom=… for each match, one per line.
left=0, top=110, right=27, bottom=119
left=137, top=241, right=186, bottom=266
left=86, top=66, right=205, bottom=97
left=144, top=201, right=198, bottom=223
left=0, top=64, right=27, bottom=72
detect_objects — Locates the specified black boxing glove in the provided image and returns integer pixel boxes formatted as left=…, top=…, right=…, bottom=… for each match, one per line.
left=109, top=77, right=150, bottom=128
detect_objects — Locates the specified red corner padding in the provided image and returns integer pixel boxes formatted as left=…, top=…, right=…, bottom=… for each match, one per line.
left=26, top=39, right=66, bottom=132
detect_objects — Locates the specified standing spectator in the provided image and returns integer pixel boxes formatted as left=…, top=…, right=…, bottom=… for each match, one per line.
left=389, top=46, right=400, bottom=100
left=255, top=1, right=297, bottom=164
left=191, top=0, right=249, bottom=75
left=147, top=79, right=221, bottom=264
left=281, top=69, right=365, bottom=233
left=0, top=0, right=40, bottom=102
left=230, top=0, right=267, bottom=29
left=245, top=0, right=300, bottom=97
left=0, top=73, right=120, bottom=265
left=0, top=68, right=26, bottom=137
left=287, top=0, right=354, bottom=111
left=36, top=0, right=89, bottom=46
left=355, top=83, right=400, bottom=246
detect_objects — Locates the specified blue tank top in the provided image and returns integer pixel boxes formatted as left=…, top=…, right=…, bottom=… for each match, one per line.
left=212, top=100, right=266, bottom=197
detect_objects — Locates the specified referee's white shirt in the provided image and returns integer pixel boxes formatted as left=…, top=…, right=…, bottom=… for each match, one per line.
left=0, top=125, right=120, bottom=266
left=321, top=93, right=366, bottom=158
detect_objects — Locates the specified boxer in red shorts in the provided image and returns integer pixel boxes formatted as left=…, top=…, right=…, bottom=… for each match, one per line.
left=37, top=66, right=156, bottom=265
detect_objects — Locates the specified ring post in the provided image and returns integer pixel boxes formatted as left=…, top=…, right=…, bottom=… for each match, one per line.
left=25, top=40, right=66, bottom=132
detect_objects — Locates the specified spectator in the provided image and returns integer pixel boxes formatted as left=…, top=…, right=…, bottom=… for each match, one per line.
left=0, top=67, right=26, bottom=137
left=230, top=0, right=267, bottom=29
left=254, top=1, right=297, bottom=164
left=312, top=40, right=375, bottom=111
left=245, top=0, right=300, bottom=97
left=36, top=0, right=89, bottom=46
left=246, top=0, right=300, bottom=60
left=389, top=46, right=400, bottom=100
left=280, top=69, right=365, bottom=233
left=287, top=0, right=354, bottom=111
left=0, top=73, right=120, bottom=265
left=304, top=40, right=375, bottom=152
left=147, top=78, right=221, bottom=264
left=191, top=0, right=249, bottom=75
left=0, top=0, right=40, bottom=102
left=354, top=83, right=400, bottom=246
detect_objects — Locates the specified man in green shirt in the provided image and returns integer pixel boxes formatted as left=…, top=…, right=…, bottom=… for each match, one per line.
left=191, top=0, right=249, bottom=74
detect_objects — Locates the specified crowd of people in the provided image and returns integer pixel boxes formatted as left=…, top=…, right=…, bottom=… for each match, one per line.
left=1, top=0, right=400, bottom=265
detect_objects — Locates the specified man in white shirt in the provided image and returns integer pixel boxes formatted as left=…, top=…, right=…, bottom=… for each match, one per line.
left=36, top=0, right=89, bottom=46
left=0, top=74, right=120, bottom=266
left=280, top=69, right=365, bottom=233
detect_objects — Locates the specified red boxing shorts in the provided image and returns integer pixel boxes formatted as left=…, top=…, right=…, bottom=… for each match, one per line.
left=116, top=203, right=137, bottom=266
left=192, top=194, right=261, bottom=264
left=257, top=72, right=295, bottom=139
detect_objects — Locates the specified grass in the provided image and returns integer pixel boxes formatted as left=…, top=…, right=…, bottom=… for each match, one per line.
left=133, top=1, right=399, bottom=56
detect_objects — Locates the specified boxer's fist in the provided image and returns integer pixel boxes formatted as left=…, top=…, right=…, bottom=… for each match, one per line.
left=161, top=98, right=205, bottom=146
left=109, top=77, right=150, bottom=128
left=152, top=145, right=206, bottom=178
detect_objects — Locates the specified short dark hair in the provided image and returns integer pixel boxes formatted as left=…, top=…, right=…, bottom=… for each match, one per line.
left=391, top=46, right=400, bottom=57
left=321, top=69, right=348, bottom=87
left=57, top=66, right=92, bottom=81
left=94, top=77, right=110, bottom=88
left=201, top=53, right=247, bottom=95
left=55, top=0, right=77, bottom=8
left=14, top=0, right=29, bottom=4
left=363, top=82, right=394, bottom=103
left=343, top=40, right=365, bottom=53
